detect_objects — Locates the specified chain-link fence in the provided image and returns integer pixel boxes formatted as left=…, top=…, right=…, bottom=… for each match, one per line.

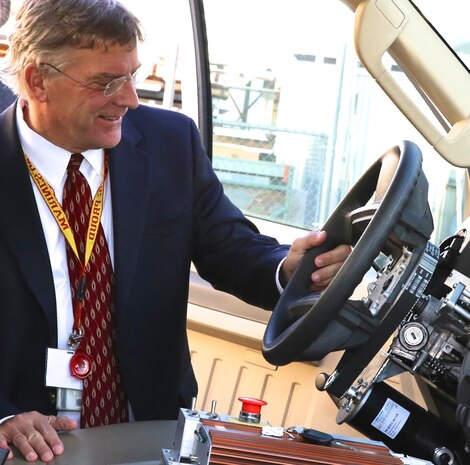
left=211, top=64, right=330, bottom=230
left=213, top=124, right=328, bottom=230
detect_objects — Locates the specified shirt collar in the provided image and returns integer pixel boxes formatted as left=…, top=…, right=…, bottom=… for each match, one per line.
left=16, top=100, right=104, bottom=194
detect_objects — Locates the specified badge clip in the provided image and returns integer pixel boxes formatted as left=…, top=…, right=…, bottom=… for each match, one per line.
left=67, top=327, right=84, bottom=351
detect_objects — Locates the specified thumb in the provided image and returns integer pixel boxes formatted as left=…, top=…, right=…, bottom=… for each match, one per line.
left=305, top=230, right=327, bottom=248
left=0, top=442, right=12, bottom=461
left=50, top=416, right=79, bottom=432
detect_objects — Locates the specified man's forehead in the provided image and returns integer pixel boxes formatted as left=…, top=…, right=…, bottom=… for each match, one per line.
left=63, top=43, right=139, bottom=68
left=75, top=41, right=137, bottom=55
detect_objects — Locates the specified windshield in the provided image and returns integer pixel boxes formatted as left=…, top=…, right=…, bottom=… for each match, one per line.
left=200, top=0, right=470, bottom=243
left=2, top=0, right=470, bottom=246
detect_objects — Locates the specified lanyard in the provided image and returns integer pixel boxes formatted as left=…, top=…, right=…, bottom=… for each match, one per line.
left=24, top=154, right=107, bottom=267
left=24, top=153, right=108, bottom=341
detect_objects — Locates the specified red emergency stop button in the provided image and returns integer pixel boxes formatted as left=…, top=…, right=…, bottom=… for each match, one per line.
left=238, top=397, right=267, bottom=423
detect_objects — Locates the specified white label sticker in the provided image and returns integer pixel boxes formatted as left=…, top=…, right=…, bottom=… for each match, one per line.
left=371, top=398, right=410, bottom=439
left=45, top=348, right=83, bottom=390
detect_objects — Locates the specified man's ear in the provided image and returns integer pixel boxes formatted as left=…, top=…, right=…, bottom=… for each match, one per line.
left=24, top=63, right=48, bottom=102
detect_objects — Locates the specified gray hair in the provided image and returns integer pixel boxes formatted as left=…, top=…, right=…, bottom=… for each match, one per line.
left=2, top=0, right=144, bottom=96
left=0, top=0, right=11, bottom=28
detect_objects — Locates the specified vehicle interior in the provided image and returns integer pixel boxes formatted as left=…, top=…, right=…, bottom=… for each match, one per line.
left=2, top=0, right=470, bottom=464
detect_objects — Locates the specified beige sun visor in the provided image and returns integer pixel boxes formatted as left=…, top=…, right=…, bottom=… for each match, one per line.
left=346, top=0, right=470, bottom=168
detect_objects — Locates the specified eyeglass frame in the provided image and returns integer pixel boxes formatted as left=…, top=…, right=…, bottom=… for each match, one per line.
left=39, top=62, right=145, bottom=97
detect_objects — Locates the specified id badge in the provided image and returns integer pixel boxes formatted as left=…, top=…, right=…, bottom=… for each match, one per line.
left=45, top=348, right=83, bottom=390
left=56, top=387, right=82, bottom=411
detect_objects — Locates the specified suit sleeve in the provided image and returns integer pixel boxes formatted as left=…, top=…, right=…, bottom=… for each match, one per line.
left=0, top=399, right=18, bottom=420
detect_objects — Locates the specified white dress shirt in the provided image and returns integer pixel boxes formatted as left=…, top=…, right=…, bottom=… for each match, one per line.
left=16, top=102, right=115, bottom=351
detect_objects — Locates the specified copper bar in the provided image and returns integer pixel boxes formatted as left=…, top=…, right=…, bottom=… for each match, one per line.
left=201, top=419, right=403, bottom=465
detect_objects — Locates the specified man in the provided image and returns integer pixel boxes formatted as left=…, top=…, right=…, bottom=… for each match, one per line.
left=0, top=0, right=350, bottom=462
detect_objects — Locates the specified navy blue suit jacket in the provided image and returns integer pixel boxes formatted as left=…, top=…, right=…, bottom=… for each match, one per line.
left=0, top=83, right=15, bottom=113
left=0, top=102, right=289, bottom=421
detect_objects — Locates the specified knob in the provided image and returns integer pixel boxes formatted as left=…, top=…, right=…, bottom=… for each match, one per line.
left=238, top=397, right=267, bottom=423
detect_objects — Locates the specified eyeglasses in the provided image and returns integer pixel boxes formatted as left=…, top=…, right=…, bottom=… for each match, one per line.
left=40, top=63, right=146, bottom=97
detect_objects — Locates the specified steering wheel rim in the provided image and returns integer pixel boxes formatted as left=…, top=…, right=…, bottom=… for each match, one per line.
left=262, top=140, right=424, bottom=366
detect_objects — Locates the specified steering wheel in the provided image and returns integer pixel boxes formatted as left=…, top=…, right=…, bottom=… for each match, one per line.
left=262, top=140, right=432, bottom=366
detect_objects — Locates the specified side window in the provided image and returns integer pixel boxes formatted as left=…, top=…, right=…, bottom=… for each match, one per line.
left=202, top=0, right=465, bottom=244
left=120, top=0, right=200, bottom=124
left=122, top=0, right=214, bottom=151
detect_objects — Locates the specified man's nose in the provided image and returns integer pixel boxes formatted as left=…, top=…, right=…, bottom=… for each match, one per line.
left=114, top=79, right=139, bottom=109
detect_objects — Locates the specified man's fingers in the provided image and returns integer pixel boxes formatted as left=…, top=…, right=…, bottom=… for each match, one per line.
left=48, top=415, right=78, bottom=433
left=281, top=231, right=328, bottom=282
left=314, top=244, right=351, bottom=268
left=41, top=416, right=77, bottom=457
left=311, top=247, right=351, bottom=290
left=282, top=231, right=350, bottom=287
left=311, top=266, right=342, bottom=290
left=0, top=439, right=12, bottom=460
left=33, top=416, right=73, bottom=458
left=293, top=230, right=327, bottom=254
left=19, top=424, right=62, bottom=462
left=9, top=429, right=39, bottom=462
left=40, top=426, right=65, bottom=455
left=0, top=413, right=73, bottom=463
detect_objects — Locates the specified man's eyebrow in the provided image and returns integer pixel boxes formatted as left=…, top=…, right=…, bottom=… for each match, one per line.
left=91, top=64, right=143, bottom=81
left=91, top=72, right=122, bottom=81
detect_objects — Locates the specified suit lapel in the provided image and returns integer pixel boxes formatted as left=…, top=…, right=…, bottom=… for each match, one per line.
left=108, top=117, right=151, bottom=310
left=0, top=104, right=58, bottom=344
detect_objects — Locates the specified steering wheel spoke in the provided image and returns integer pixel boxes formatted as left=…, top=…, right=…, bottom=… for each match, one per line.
left=262, top=141, right=434, bottom=373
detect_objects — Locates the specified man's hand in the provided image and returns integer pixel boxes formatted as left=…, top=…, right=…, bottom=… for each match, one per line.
left=0, top=412, right=77, bottom=462
left=281, top=230, right=351, bottom=292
